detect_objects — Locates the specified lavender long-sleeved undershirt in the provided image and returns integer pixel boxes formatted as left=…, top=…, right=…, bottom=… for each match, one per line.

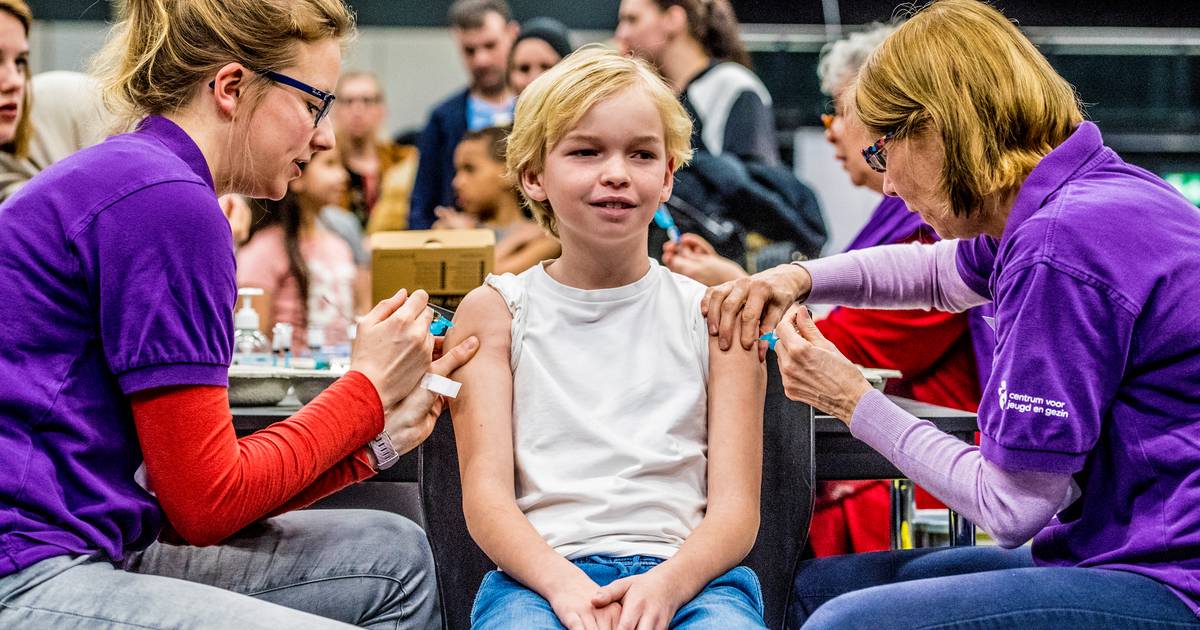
left=796, top=241, right=1075, bottom=548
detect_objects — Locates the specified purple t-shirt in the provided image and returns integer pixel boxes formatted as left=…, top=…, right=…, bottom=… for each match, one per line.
left=957, top=121, right=1200, bottom=612
left=0, top=116, right=235, bottom=577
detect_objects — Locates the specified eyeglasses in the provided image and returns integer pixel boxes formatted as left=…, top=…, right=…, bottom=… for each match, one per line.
left=820, top=113, right=835, bottom=130
left=260, top=70, right=336, bottom=128
left=861, top=130, right=894, bottom=173
left=209, top=69, right=336, bottom=128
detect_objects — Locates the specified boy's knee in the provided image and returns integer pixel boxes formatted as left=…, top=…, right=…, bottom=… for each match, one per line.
left=472, top=571, right=562, bottom=629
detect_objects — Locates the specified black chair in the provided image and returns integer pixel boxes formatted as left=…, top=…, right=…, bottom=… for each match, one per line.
left=418, top=356, right=814, bottom=630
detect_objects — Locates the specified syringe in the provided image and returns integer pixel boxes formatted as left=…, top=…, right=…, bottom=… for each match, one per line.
left=653, top=205, right=681, bottom=243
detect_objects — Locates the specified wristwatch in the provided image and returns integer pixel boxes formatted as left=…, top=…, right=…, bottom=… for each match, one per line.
left=368, top=432, right=400, bottom=471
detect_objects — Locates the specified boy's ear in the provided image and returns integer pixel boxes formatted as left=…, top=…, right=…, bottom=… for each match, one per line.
left=520, top=169, right=549, bottom=203
left=658, top=157, right=676, bottom=204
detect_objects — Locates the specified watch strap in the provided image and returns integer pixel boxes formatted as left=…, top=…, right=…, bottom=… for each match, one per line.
left=368, top=431, right=400, bottom=470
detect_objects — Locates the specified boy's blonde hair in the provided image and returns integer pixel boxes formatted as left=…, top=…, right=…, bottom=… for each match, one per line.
left=854, top=0, right=1083, bottom=217
left=506, top=46, right=693, bottom=237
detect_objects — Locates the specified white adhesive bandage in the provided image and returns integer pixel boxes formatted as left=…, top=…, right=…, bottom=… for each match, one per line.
left=421, top=373, right=462, bottom=398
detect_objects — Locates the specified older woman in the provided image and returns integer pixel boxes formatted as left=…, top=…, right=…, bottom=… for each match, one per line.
left=705, top=1, right=1200, bottom=628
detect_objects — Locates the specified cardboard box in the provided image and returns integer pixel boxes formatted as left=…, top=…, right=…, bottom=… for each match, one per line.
left=370, top=229, right=495, bottom=310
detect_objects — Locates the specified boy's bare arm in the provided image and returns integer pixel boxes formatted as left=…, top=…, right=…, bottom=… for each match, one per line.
left=660, top=333, right=766, bottom=596
left=445, top=286, right=601, bottom=606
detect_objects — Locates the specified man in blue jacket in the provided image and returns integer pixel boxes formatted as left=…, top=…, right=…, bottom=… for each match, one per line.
left=409, top=0, right=518, bottom=230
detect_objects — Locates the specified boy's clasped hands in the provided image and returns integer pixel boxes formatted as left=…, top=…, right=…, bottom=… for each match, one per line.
left=548, top=568, right=688, bottom=630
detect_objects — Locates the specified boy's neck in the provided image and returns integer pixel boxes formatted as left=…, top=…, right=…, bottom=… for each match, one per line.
left=545, top=235, right=650, bottom=290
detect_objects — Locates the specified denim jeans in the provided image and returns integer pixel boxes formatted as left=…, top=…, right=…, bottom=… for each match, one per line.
left=0, top=509, right=440, bottom=629
left=789, top=545, right=1200, bottom=629
left=471, top=555, right=767, bottom=629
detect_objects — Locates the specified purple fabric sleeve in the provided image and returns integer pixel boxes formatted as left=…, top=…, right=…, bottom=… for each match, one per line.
left=78, top=181, right=237, bottom=394
left=850, top=389, right=1073, bottom=548
left=798, top=240, right=988, bottom=312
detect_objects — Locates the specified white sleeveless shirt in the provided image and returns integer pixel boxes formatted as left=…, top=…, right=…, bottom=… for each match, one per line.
left=486, top=258, right=710, bottom=560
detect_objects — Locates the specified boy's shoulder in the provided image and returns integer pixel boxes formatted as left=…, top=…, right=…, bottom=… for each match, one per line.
left=660, top=265, right=708, bottom=301
left=457, top=283, right=512, bottom=321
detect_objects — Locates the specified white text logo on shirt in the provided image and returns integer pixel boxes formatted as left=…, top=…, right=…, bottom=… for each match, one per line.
left=997, top=380, right=1070, bottom=418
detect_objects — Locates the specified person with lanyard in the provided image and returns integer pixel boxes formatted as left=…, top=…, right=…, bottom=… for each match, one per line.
left=409, top=0, right=518, bottom=230
left=704, top=1, right=1200, bottom=628
left=615, top=0, right=778, bottom=166
left=0, top=0, right=479, bottom=627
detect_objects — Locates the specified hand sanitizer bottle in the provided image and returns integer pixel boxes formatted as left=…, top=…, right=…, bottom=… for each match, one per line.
left=233, top=288, right=271, bottom=366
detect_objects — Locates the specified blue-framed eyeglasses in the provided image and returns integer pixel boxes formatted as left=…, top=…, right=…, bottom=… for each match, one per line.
left=261, top=70, right=336, bottom=128
left=862, top=130, right=894, bottom=173
left=209, top=69, right=336, bottom=128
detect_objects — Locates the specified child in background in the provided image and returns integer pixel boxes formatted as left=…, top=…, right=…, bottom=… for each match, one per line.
left=237, top=147, right=360, bottom=353
left=444, top=48, right=767, bottom=629
left=435, top=126, right=560, bottom=274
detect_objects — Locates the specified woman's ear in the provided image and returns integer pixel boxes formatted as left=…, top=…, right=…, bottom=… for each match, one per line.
left=659, top=157, right=676, bottom=204
left=211, top=63, right=249, bottom=120
left=520, top=168, right=548, bottom=203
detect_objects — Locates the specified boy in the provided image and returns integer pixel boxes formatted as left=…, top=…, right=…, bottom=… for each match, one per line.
left=445, top=47, right=767, bottom=629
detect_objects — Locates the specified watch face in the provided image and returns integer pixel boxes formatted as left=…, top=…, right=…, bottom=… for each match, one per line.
left=371, top=433, right=400, bottom=470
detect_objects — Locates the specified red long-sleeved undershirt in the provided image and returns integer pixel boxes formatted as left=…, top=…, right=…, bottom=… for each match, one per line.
left=130, top=370, right=382, bottom=546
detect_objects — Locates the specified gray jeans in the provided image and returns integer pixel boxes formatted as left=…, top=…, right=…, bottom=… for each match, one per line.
left=0, top=509, right=440, bottom=629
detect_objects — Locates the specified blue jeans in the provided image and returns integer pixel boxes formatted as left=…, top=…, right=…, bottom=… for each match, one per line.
left=0, top=509, right=439, bottom=629
left=472, top=555, right=766, bottom=629
left=789, top=546, right=1200, bottom=629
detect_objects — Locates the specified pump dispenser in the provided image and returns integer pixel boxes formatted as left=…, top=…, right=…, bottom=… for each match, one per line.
left=233, top=288, right=271, bottom=365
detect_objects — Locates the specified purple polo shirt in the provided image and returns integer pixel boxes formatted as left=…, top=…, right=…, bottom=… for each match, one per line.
left=957, top=121, right=1200, bottom=613
left=0, top=116, right=235, bottom=577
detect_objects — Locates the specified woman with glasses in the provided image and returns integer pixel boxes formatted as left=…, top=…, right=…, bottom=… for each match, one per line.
left=0, top=0, right=480, bottom=627
left=705, top=1, right=1200, bottom=628
left=665, top=22, right=994, bottom=558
